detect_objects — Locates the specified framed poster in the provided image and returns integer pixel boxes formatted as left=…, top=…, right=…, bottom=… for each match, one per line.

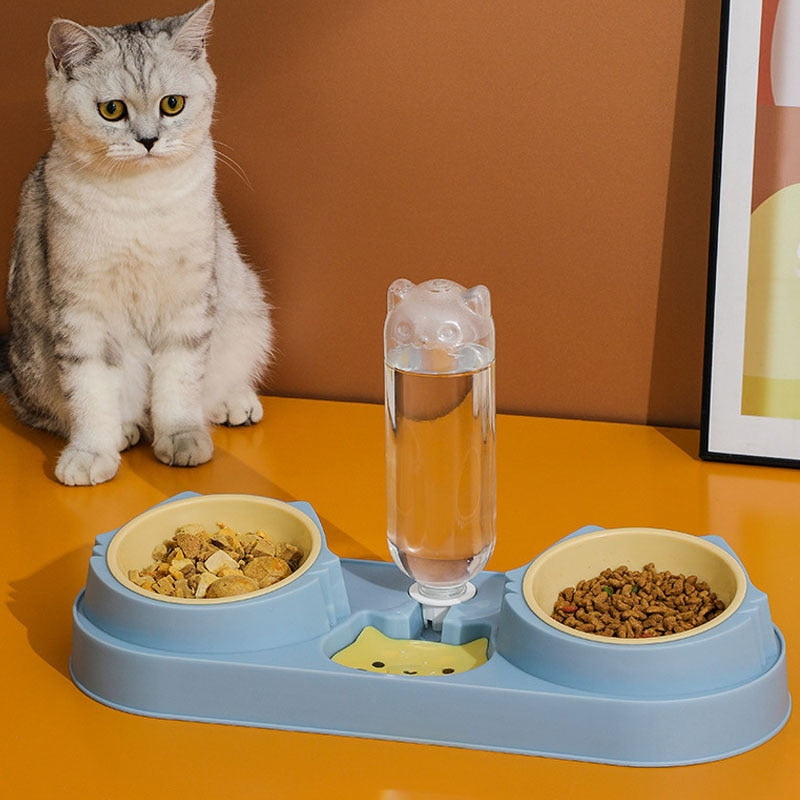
left=701, top=0, right=800, bottom=466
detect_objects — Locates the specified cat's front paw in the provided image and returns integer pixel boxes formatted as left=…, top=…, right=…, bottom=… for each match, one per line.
left=55, top=446, right=120, bottom=486
left=153, top=429, right=213, bottom=467
left=209, top=391, right=264, bottom=426
left=118, top=422, right=142, bottom=452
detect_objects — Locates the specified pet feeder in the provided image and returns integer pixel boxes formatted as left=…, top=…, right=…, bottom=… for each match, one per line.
left=70, top=493, right=791, bottom=766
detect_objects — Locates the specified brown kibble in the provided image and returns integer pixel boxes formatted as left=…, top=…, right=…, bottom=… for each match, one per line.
left=551, top=561, right=725, bottom=639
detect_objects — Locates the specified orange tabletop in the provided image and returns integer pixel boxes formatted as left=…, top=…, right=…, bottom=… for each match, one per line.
left=1, top=395, right=796, bottom=798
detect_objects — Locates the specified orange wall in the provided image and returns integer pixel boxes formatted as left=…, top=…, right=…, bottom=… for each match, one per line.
left=0, top=1, right=721, bottom=426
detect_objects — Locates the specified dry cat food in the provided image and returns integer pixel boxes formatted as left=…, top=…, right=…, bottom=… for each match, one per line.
left=128, top=522, right=303, bottom=599
left=551, top=562, right=725, bottom=639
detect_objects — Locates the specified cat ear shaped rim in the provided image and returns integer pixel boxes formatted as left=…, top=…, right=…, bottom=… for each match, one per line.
left=48, top=19, right=102, bottom=74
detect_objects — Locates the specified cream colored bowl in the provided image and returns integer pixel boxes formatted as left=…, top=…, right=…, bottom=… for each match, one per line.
left=522, top=527, right=748, bottom=644
left=107, top=494, right=321, bottom=604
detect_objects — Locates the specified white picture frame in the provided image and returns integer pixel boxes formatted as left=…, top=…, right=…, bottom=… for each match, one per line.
left=701, top=0, right=800, bottom=466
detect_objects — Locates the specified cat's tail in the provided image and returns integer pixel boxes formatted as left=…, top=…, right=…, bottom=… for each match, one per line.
left=0, top=333, right=11, bottom=393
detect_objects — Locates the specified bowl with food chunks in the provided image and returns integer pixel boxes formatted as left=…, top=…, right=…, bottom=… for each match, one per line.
left=522, top=527, right=747, bottom=644
left=106, top=494, right=321, bottom=604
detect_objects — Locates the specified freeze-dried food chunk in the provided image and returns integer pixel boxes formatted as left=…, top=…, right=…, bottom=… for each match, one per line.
left=243, top=555, right=292, bottom=587
left=126, top=521, right=305, bottom=600
left=250, top=537, right=277, bottom=558
left=194, top=571, right=220, bottom=599
left=175, top=531, right=203, bottom=559
left=276, top=543, right=303, bottom=570
left=204, top=549, right=240, bottom=574
left=205, top=575, right=259, bottom=598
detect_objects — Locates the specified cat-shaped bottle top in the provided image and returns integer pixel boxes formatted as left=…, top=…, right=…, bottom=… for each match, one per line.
left=384, top=278, right=494, bottom=374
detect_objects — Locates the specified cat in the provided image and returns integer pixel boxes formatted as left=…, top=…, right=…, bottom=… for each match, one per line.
left=1, top=1, right=273, bottom=486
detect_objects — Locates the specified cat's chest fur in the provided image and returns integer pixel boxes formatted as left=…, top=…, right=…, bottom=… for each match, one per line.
left=45, top=144, right=216, bottom=330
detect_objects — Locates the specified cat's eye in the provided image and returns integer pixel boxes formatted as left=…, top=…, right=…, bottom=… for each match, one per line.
left=160, top=95, right=185, bottom=117
left=97, top=100, right=127, bottom=121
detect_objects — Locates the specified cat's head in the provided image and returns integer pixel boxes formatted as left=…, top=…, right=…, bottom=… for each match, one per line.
left=45, top=1, right=216, bottom=171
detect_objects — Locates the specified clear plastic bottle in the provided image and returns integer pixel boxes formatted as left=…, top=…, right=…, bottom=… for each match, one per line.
left=384, top=278, right=496, bottom=608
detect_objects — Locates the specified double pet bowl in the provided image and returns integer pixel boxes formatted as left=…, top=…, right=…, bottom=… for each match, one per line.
left=70, top=492, right=791, bottom=766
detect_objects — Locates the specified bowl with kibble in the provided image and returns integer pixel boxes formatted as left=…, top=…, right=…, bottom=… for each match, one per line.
left=107, top=493, right=321, bottom=604
left=522, top=527, right=748, bottom=645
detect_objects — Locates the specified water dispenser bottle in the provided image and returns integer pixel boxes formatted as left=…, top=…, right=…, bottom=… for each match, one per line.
left=384, top=278, right=496, bottom=625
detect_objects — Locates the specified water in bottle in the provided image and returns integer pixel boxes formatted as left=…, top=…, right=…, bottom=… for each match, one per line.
left=384, top=278, right=496, bottom=603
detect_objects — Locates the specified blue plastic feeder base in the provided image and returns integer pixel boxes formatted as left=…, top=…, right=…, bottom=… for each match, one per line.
left=70, top=496, right=791, bottom=767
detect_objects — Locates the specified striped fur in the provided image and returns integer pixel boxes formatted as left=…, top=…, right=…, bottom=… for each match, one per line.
left=4, top=2, right=273, bottom=485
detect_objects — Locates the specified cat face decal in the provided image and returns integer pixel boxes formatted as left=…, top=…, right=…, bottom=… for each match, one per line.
left=331, top=626, right=489, bottom=676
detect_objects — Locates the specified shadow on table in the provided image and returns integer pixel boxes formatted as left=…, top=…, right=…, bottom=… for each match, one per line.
left=0, top=397, right=65, bottom=482
left=122, top=434, right=384, bottom=562
left=7, top=509, right=380, bottom=684
left=4, top=399, right=382, bottom=681
left=7, top=544, right=94, bottom=681
left=655, top=426, right=701, bottom=461
left=7, top=465, right=381, bottom=683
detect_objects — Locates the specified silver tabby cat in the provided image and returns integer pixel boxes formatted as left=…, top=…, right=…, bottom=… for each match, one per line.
left=2, top=1, right=273, bottom=486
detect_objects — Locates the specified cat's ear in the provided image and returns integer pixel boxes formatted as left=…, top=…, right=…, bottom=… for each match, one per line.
left=175, top=1, right=215, bottom=60
left=48, top=19, right=101, bottom=75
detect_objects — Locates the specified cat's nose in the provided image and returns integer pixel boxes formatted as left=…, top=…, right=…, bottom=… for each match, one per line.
left=137, top=137, right=158, bottom=152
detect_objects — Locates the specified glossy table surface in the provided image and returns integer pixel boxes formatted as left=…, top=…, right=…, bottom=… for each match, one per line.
left=1, top=395, right=796, bottom=798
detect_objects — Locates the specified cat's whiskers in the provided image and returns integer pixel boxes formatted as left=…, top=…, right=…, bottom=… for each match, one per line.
left=62, top=147, right=111, bottom=178
left=212, top=140, right=253, bottom=191
left=82, top=148, right=129, bottom=181
left=101, top=157, right=130, bottom=182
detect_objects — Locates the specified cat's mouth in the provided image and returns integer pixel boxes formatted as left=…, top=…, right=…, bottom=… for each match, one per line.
left=134, top=143, right=163, bottom=162
left=123, top=139, right=190, bottom=166
left=104, top=142, right=164, bottom=164
left=105, top=147, right=173, bottom=168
